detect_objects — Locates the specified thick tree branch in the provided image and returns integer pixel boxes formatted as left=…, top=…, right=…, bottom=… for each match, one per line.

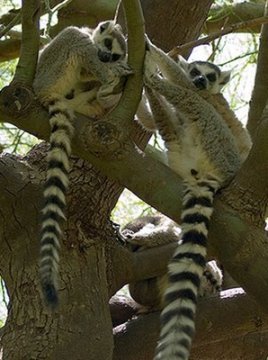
left=113, top=289, right=268, bottom=360
left=107, top=0, right=145, bottom=131
left=247, top=1, right=268, bottom=137
left=226, top=114, right=268, bottom=223
left=0, top=39, right=21, bottom=62
left=110, top=241, right=177, bottom=295
left=0, top=12, right=21, bottom=39
left=110, top=295, right=139, bottom=327
left=12, top=0, right=40, bottom=85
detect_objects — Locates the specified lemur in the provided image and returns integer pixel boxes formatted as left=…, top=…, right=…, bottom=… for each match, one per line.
left=141, top=39, right=246, bottom=360
left=33, top=20, right=132, bottom=308
left=121, top=214, right=222, bottom=312
left=137, top=55, right=251, bottom=161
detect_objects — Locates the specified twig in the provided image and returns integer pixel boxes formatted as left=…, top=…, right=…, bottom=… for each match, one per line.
left=168, top=15, right=268, bottom=58
left=0, top=12, right=21, bottom=39
left=44, top=0, right=73, bottom=38
left=218, top=50, right=257, bottom=66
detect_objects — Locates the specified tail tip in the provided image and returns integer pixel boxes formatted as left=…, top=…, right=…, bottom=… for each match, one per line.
left=42, top=283, right=59, bottom=310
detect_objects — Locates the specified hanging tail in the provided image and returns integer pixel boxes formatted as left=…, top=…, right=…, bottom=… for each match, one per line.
left=154, top=179, right=219, bottom=360
left=39, top=100, right=74, bottom=308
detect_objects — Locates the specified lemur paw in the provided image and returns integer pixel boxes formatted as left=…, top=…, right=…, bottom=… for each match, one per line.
left=144, top=51, right=159, bottom=86
left=113, top=61, right=134, bottom=77
left=200, top=260, right=223, bottom=297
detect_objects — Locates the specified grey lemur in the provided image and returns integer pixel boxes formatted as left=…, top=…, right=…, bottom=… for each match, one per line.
left=141, top=39, right=247, bottom=360
left=121, top=215, right=222, bottom=311
left=33, top=20, right=132, bottom=308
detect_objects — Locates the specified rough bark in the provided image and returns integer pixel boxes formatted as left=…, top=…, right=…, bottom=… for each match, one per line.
left=0, top=145, right=122, bottom=359
left=113, top=289, right=268, bottom=360
left=247, top=1, right=268, bottom=137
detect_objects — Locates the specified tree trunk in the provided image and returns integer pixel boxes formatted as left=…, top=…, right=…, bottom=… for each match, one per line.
left=0, top=144, right=123, bottom=359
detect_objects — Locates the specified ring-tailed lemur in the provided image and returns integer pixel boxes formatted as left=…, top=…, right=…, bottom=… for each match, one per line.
left=137, top=54, right=251, bottom=161
left=121, top=215, right=222, bottom=312
left=142, top=40, right=245, bottom=360
left=33, top=20, right=132, bottom=308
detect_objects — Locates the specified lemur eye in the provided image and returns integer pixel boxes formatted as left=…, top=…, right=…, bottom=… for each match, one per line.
left=104, top=38, right=112, bottom=50
left=190, top=68, right=201, bottom=77
left=206, top=73, right=216, bottom=82
left=112, top=53, right=121, bottom=62
left=100, top=22, right=108, bottom=33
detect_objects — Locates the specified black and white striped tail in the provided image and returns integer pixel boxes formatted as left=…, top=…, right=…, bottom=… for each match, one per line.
left=40, top=100, right=74, bottom=308
left=154, top=179, right=219, bottom=360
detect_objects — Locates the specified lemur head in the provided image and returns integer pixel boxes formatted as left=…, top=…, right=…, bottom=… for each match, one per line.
left=92, top=20, right=127, bottom=63
left=178, top=56, right=231, bottom=94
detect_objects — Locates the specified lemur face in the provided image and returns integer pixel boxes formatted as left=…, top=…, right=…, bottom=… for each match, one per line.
left=92, top=20, right=126, bottom=63
left=186, top=61, right=231, bottom=94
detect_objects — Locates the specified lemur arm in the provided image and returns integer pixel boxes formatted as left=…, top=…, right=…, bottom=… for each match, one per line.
left=145, top=36, right=194, bottom=89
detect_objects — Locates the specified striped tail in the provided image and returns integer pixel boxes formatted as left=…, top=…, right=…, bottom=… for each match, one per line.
left=40, top=100, right=74, bottom=308
left=154, top=179, right=219, bottom=360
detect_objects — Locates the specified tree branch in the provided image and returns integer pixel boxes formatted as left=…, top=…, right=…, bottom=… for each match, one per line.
left=110, top=241, right=177, bottom=295
left=12, top=0, right=40, bottom=85
left=113, top=289, right=268, bottom=360
left=107, top=0, right=145, bottom=131
left=206, top=2, right=265, bottom=34
left=0, top=12, right=21, bottom=39
left=169, top=16, right=268, bottom=58
left=226, top=114, right=268, bottom=223
left=0, top=39, right=21, bottom=62
left=247, top=1, right=268, bottom=137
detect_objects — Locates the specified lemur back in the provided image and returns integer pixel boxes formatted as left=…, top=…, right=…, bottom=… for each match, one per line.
left=143, top=41, right=244, bottom=360
left=34, top=20, right=131, bottom=308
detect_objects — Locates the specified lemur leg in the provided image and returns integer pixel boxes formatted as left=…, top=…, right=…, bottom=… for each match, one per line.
left=144, top=52, right=193, bottom=106
left=145, top=37, right=192, bottom=88
left=145, top=87, right=179, bottom=143
left=144, top=51, right=215, bottom=124
left=136, top=92, right=157, bottom=132
left=65, top=90, right=105, bottom=118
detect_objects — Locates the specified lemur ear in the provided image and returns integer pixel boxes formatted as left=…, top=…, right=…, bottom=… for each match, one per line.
left=115, top=23, right=122, bottom=32
left=175, top=55, right=189, bottom=71
left=144, top=34, right=151, bottom=51
left=219, top=70, right=231, bottom=85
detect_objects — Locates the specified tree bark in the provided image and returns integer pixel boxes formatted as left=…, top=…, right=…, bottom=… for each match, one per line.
left=113, top=289, right=268, bottom=360
left=0, top=145, right=122, bottom=359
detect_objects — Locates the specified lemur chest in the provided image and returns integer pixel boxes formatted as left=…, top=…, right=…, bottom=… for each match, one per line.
left=166, top=133, right=221, bottom=181
left=44, top=59, right=99, bottom=100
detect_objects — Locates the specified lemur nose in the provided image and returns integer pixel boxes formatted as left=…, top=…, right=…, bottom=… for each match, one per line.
left=98, top=50, right=112, bottom=63
left=193, top=76, right=207, bottom=90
